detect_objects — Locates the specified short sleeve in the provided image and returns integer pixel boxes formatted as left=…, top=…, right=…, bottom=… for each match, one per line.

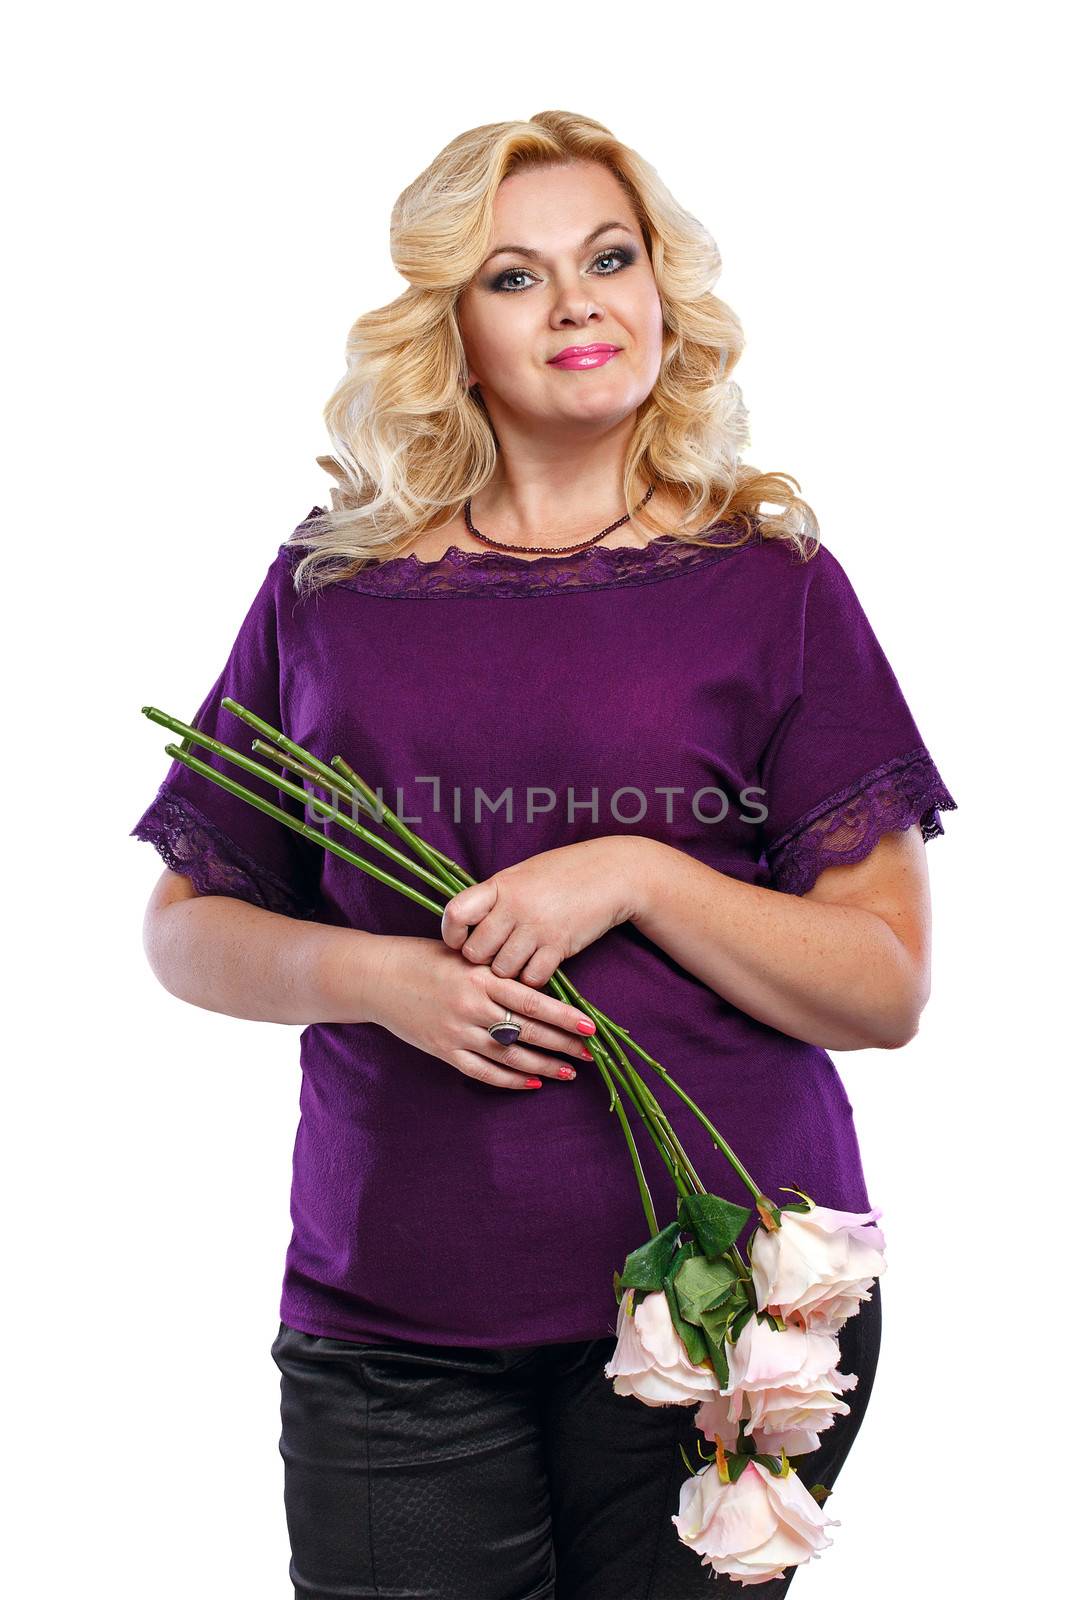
left=129, top=547, right=322, bottom=919
left=757, top=545, right=958, bottom=897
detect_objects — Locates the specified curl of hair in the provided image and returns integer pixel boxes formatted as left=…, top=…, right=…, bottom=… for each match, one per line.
left=287, top=109, right=819, bottom=594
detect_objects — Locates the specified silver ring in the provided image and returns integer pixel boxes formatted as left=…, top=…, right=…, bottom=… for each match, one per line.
left=487, top=1008, right=522, bottom=1046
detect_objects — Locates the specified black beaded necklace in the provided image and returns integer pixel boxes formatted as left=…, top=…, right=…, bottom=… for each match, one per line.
left=462, top=482, right=656, bottom=555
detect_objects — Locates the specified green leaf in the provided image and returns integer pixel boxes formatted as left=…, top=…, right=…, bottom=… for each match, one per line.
left=664, top=1273, right=711, bottom=1367
left=663, top=1238, right=697, bottom=1285
left=617, top=1222, right=682, bottom=1291
left=700, top=1284, right=750, bottom=1346
left=673, top=1255, right=739, bottom=1323
left=678, top=1193, right=751, bottom=1260
left=726, top=1305, right=755, bottom=1344
left=809, top=1483, right=832, bottom=1503
left=704, top=1330, right=730, bottom=1388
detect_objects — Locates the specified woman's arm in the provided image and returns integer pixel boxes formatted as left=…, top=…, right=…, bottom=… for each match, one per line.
left=141, top=867, right=390, bottom=1026
left=140, top=867, right=599, bottom=1089
left=626, top=825, right=932, bottom=1052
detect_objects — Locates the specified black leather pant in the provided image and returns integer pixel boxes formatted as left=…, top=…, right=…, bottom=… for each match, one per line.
left=270, top=1279, right=881, bottom=1599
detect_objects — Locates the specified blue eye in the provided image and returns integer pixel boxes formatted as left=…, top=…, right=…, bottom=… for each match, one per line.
left=489, top=246, right=635, bottom=294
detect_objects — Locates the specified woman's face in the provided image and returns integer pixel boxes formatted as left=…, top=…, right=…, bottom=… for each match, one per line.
left=456, top=161, right=663, bottom=437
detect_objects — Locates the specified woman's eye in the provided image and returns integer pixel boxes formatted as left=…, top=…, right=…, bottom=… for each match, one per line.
left=489, top=247, right=634, bottom=294
left=592, top=248, right=633, bottom=274
left=494, top=268, right=536, bottom=293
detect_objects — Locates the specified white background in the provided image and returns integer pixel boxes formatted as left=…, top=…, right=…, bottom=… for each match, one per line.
left=5, top=2, right=1062, bottom=1594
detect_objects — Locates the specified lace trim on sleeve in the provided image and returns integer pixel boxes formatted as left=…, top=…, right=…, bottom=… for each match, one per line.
left=765, top=747, right=958, bottom=897
left=130, top=790, right=319, bottom=920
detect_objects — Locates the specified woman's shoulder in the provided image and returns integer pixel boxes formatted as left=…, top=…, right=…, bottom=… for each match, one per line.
left=721, top=526, right=839, bottom=600
left=747, top=532, right=871, bottom=608
left=275, top=505, right=325, bottom=566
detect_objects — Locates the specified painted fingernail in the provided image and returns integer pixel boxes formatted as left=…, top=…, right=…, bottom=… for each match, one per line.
left=558, top=1066, right=577, bottom=1080
left=524, top=1077, right=542, bottom=1089
left=577, top=1019, right=597, bottom=1035
left=579, top=1046, right=594, bottom=1061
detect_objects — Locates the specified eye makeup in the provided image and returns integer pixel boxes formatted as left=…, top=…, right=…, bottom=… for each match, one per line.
left=487, top=245, right=637, bottom=294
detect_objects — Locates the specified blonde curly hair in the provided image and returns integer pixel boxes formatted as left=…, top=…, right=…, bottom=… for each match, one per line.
left=287, top=109, right=819, bottom=593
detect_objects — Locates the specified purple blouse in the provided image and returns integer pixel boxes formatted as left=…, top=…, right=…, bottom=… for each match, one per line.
left=130, top=508, right=957, bottom=1347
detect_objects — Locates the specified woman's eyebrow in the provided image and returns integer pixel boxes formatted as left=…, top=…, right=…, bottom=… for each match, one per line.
left=481, top=221, right=636, bottom=267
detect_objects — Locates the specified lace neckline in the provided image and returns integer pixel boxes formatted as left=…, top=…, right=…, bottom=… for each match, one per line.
left=286, top=506, right=761, bottom=598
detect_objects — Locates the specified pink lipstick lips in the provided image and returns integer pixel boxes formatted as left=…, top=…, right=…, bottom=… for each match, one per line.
left=548, top=343, right=620, bottom=370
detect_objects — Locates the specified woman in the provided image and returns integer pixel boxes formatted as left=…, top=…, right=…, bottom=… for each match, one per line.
left=132, top=111, right=957, bottom=1598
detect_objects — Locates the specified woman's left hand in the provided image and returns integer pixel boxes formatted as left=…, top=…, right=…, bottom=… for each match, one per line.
left=439, top=837, right=651, bottom=988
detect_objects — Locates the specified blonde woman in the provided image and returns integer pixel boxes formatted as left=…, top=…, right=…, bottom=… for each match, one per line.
left=132, top=112, right=957, bottom=1598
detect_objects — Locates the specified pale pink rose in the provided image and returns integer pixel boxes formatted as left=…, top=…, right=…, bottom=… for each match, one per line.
left=694, top=1315, right=857, bottom=1457
left=736, top=1373, right=855, bottom=1459
left=690, top=1389, right=742, bottom=1451
left=673, top=1457, right=838, bottom=1586
left=750, top=1203, right=887, bottom=1334
left=693, top=1388, right=837, bottom=1460
left=603, top=1288, right=722, bottom=1405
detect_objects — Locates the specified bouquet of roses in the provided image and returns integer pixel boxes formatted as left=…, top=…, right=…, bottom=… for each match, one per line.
left=140, top=697, right=887, bottom=1588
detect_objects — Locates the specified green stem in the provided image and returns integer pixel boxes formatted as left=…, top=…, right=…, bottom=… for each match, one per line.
left=374, top=834, right=678, bottom=1204
left=145, top=706, right=765, bottom=1257
left=250, top=739, right=325, bottom=788
left=581, top=1041, right=658, bottom=1236
left=552, top=976, right=764, bottom=1208
left=255, top=732, right=753, bottom=1232
left=147, top=711, right=664, bottom=1236
left=329, top=751, right=469, bottom=895
left=538, top=975, right=702, bottom=1196
left=143, top=708, right=456, bottom=901
left=220, top=695, right=462, bottom=895
left=585, top=1020, right=687, bottom=1198
left=159, top=743, right=450, bottom=917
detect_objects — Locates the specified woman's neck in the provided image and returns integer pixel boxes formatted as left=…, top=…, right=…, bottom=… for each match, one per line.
left=405, top=484, right=686, bottom=563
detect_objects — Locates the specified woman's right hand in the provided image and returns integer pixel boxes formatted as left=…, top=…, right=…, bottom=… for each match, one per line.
left=364, top=936, right=597, bottom=1090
